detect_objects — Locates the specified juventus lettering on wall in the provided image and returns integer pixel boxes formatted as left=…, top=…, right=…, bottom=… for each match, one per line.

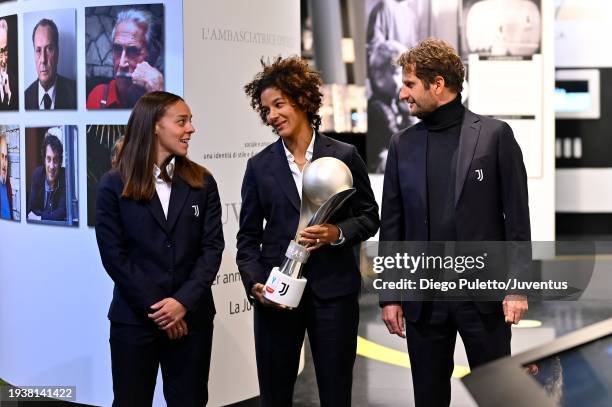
left=184, top=0, right=300, bottom=405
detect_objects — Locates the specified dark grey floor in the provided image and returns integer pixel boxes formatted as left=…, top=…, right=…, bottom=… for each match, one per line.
left=293, top=265, right=612, bottom=406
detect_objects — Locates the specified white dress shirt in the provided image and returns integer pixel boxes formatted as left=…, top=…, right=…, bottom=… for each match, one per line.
left=281, top=133, right=344, bottom=244
left=38, top=81, right=56, bottom=110
left=153, top=157, right=175, bottom=219
left=281, top=131, right=315, bottom=200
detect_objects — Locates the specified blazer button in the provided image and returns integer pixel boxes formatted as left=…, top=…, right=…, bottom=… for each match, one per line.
left=166, top=241, right=173, bottom=248
left=424, top=219, right=428, bottom=225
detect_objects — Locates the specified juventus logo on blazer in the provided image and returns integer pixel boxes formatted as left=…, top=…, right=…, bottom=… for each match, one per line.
left=192, top=205, right=200, bottom=217
left=475, top=169, right=484, bottom=182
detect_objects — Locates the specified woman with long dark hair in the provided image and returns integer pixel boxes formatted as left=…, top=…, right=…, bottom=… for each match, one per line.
left=95, top=91, right=224, bottom=406
left=237, top=56, right=380, bottom=406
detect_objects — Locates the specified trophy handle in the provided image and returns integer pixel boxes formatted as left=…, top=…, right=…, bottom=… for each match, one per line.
left=306, top=188, right=356, bottom=227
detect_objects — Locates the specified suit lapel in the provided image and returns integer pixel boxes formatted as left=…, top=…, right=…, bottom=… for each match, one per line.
left=454, top=110, right=481, bottom=206
left=167, top=175, right=190, bottom=232
left=147, top=193, right=169, bottom=234
left=312, top=132, right=334, bottom=161
left=270, top=139, right=301, bottom=212
left=55, top=77, right=63, bottom=109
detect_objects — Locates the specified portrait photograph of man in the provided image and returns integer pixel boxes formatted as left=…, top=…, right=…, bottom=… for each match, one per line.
left=0, top=125, right=19, bottom=221
left=86, top=4, right=164, bottom=109
left=25, top=126, right=79, bottom=226
left=0, top=14, right=18, bottom=111
left=23, top=9, right=77, bottom=110
left=365, top=0, right=431, bottom=173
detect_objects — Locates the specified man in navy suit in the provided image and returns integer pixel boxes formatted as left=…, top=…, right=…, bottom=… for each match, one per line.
left=380, top=39, right=530, bottom=407
left=25, top=18, right=76, bottom=110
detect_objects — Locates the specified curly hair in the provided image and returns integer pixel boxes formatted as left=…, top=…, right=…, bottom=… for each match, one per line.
left=396, top=38, right=465, bottom=93
left=244, top=56, right=323, bottom=131
left=42, top=134, right=63, bottom=164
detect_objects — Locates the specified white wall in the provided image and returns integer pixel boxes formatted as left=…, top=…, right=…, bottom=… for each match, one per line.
left=183, top=0, right=300, bottom=405
left=0, top=1, right=300, bottom=406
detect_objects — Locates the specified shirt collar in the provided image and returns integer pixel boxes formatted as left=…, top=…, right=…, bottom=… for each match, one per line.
left=44, top=174, right=59, bottom=192
left=106, top=79, right=123, bottom=108
left=38, top=80, right=57, bottom=107
left=154, top=157, right=175, bottom=182
left=281, top=130, right=315, bottom=163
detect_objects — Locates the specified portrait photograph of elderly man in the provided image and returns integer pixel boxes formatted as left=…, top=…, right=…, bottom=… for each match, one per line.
left=25, top=126, right=79, bottom=226
left=24, top=10, right=77, bottom=110
left=0, top=125, right=19, bottom=221
left=86, top=4, right=164, bottom=109
left=0, top=14, right=18, bottom=111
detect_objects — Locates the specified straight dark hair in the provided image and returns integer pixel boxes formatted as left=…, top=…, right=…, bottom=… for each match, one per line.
left=117, top=91, right=207, bottom=200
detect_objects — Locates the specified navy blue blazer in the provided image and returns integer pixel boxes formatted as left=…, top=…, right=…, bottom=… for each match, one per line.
left=236, top=133, right=380, bottom=300
left=95, top=169, right=225, bottom=326
left=27, top=166, right=66, bottom=221
left=380, top=110, right=531, bottom=320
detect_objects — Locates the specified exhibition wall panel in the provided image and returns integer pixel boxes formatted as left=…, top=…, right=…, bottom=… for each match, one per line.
left=0, top=0, right=300, bottom=406
left=183, top=0, right=300, bottom=405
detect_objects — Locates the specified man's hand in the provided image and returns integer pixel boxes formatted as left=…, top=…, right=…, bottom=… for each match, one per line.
left=298, top=224, right=340, bottom=251
left=381, top=303, right=405, bottom=338
left=0, top=71, right=10, bottom=101
left=251, top=283, right=287, bottom=309
left=503, top=294, right=528, bottom=324
left=165, top=319, right=188, bottom=340
left=148, top=297, right=187, bottom=329
left=131, top=61, right=164, bottom=92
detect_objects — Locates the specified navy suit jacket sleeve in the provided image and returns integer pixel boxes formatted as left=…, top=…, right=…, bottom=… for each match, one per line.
left=172, top=174, right=225, bottom=310
left=336, top=145, right=380, bottom=245
left=380, top=135, right=405, bottom=242
left=498, top=122, right=531, bottom=242
left=497, top=122, right=532, bottom=292
left=95, top=172, right=167, bottom=314
left=236, top=159, right=268, bottom=294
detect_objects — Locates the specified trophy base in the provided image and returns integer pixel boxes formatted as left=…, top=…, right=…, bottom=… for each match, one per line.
left=263, top=267, right=307, bottom=309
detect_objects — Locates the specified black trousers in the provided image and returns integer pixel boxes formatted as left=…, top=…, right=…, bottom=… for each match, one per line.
left=405, top=302, right=511, bottom=407
left=109, top=319, right=214, bottom=407
left=254, top=290, right=359, bottom=407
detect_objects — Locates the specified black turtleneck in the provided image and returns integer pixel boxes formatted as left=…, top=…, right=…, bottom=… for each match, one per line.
left=424, top=95, right=465, bottom=241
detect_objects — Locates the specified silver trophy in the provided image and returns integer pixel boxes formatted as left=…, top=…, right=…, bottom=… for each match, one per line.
left=263, top=157, right=356, bottom=308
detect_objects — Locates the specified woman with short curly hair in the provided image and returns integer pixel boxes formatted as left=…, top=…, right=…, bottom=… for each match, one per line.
left=237, top=56, right=380, bottom=406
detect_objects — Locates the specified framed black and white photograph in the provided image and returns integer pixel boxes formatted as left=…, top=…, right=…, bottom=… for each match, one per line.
left=365, top=0, right=431, bottom=173
left=459, top=0, right=541, bottom=59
